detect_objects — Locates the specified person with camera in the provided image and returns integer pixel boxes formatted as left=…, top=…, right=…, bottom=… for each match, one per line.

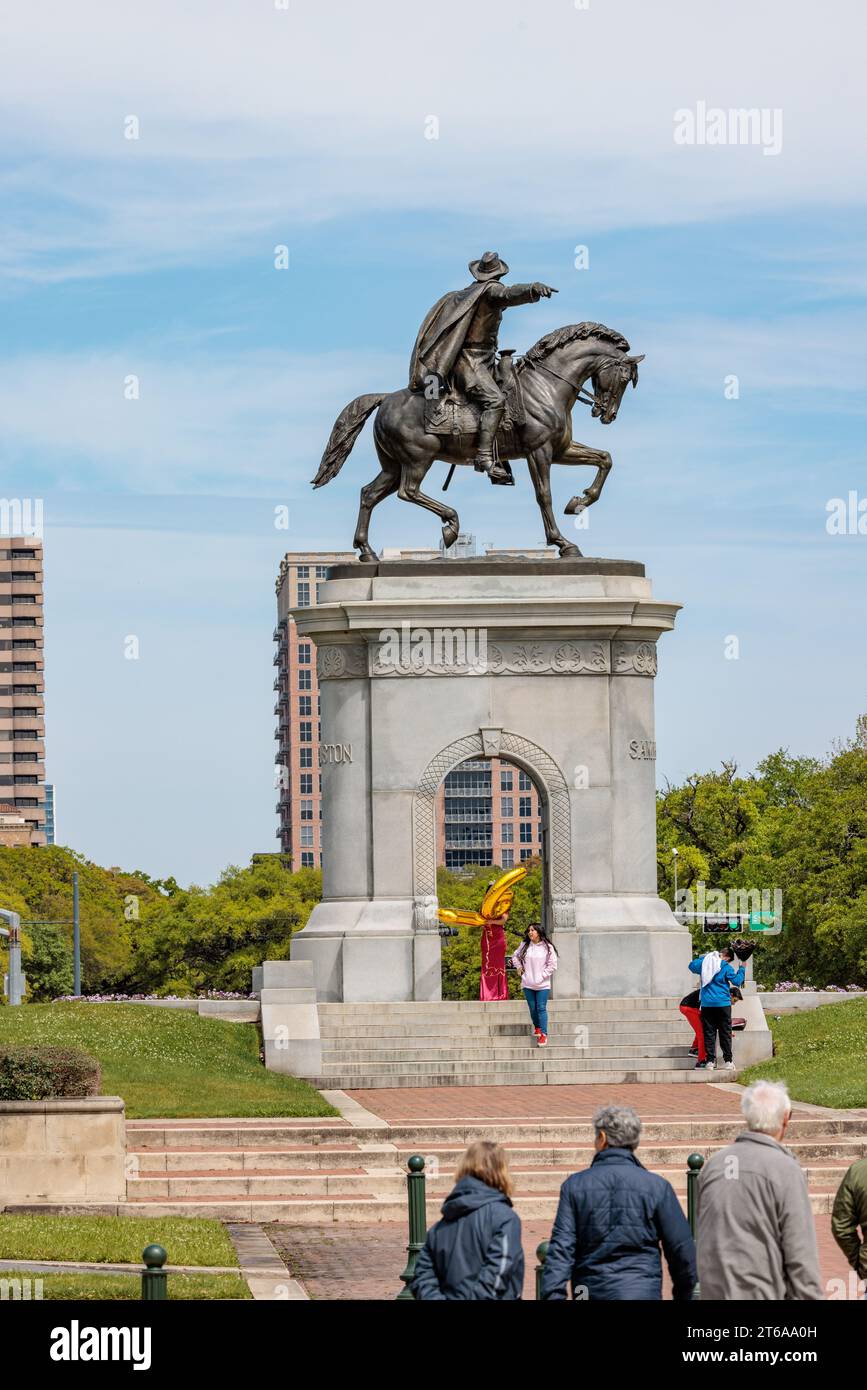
left=688, top=943, right=745, bottom=1071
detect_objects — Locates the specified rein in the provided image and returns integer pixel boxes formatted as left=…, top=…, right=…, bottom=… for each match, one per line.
left=523, top=356, right=600, bottom=410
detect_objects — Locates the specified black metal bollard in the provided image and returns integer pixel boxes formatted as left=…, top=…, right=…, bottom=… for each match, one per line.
left=687, top=1153, right=705, bottom=1301
left=686, top=1153, right=705, bottom=1238
left=141, top=1244, right=168, bottom=1301
left=396, top=1155, right=427, bottom=1299
left=534, top=1240, right=550, bottom=1300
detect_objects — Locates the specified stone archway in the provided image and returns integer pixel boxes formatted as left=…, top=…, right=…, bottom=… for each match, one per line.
left=411, top=727, right=573, bottom=931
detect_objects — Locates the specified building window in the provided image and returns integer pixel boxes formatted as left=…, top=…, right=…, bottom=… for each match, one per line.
left=315, top=583, right=323, bottom=603
left=298, top=695, right=312, bottom=716
left=501, top=823, right=513, bottom=843
left=500, top=769, right=513, bottom=791
left=519, top=770, right=532, bottom=791
left=300, top=799, right=313, bottom=820
left=299, top=747, right=313, bottom=768
left=297, top=582, right=310, bottom=605
left=300, top=825, right=314, bottom=848
left=299, top=773, right=313, bottom=794
left=296, top=565, right=309, bottom=578
left=501, top=849, right=514, bottom=868
left=520, top=848, right=534, bottom=862
left=519, top=821, right=533, bottom=843
left=298, top=644, right=311, bottom=664
left=301, top=852, right=314, bottom=868
left=500, top=796, right=513, bottom=818
left=519, top=796, right=532, bottom=817
left=315, top=565, right=328, bottom=578
left=299, top=721, right=312, bottom=742
left=298, top=668, right=312, bottom=690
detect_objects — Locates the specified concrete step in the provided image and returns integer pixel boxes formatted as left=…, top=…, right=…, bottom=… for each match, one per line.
left=125, top=1116, right=867, bottom=1150
left=22, top=1190, right=837, bottom=1222
left=315, top=1017, right=686, bottom=1039
left=318, top=998, right=680, bottom=1015
left=309, top=1070, right=729, bottom=1088
left=126, top=1160, right=852, bottom=1201
left=319, top=1045, right=693, bottom=1063
left=314, top=1055, right=704, bottom=1077
left=128, top=1137, right=867, bottom=1175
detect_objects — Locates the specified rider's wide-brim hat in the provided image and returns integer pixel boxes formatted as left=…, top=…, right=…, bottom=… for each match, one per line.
left=469, top=251, right=509, bottom=281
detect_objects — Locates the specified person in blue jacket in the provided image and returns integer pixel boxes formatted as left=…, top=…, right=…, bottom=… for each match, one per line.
left=411, top=1140, right=524, bottom=1299
left=540, top=1104, right=696, bottom=1301
left=688, top=944, right=745, bottom=1071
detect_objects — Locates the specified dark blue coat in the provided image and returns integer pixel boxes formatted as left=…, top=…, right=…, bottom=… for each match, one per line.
left=540, top=1147, right=696, bottom=1301
left=411, top=1176, right=524, bottom=1300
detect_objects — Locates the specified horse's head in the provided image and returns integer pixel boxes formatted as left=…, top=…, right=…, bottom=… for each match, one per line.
left=591, top=352, right=645, bottom=424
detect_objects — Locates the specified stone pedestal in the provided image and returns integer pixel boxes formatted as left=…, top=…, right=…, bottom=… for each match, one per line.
left=257, top=959, right=322, bottom=1078
left=290, top=557, right=691, bottom=1002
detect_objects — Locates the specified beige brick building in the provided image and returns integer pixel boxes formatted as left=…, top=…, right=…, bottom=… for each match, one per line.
left=274, top=545, right=542, bottom=871
left=0, top=537, right=46, bottom=846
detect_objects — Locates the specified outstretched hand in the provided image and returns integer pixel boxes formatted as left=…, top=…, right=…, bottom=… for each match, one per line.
left=533, top=283, right=558, bottom=298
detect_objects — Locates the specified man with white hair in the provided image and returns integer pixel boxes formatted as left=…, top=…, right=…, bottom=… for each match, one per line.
left=696, top=1080, right=823, bottom=1300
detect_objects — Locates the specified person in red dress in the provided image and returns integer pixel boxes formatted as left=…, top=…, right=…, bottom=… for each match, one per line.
left=479, top=913, right=509, bottom=1001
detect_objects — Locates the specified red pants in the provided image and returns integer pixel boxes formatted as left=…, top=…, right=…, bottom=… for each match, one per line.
left=680, top=1004, right=707, bottom=1062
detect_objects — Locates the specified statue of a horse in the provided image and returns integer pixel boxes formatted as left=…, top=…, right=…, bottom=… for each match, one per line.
left=311, top=322, right=643, bottom=561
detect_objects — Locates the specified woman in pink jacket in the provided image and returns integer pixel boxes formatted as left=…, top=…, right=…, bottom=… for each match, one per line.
left=511, top=923, right=558, bottom=1047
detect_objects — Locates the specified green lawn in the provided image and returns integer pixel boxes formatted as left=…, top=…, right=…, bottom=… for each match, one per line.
left=0, top=1002, right=336, bottom=1118
left=0, top=1272, right=251, bottom=1300
left=0, top=1213, right=238, bottom=1267
left=742, top=998, right=867, bottom=1108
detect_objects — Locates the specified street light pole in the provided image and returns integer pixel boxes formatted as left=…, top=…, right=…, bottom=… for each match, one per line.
left=672, top=847, right=679, bottom=915
left=72, top=871, right=80, bottom=997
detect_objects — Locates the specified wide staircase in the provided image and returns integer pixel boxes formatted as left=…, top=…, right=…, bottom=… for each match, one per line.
left=313, top=998, right=722, bottom=1088
left=118, top=1111, right=867, bottom=1223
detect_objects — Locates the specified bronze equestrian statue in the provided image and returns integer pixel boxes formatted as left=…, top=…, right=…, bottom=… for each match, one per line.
left=312, top=252, right=644, bottom=561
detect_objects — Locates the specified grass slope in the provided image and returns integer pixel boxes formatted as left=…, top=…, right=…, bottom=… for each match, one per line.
left=0, top=1002, right=336, bottom=1118
left=0, top=1213, right=238, bottom=1266
left=741, top=998, right=867, bottom=1108
left=0, top=1272, right=251, bottom=1300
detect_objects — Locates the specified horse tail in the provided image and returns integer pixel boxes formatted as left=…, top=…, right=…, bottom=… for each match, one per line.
left=311, top=393, right=386, bottom=488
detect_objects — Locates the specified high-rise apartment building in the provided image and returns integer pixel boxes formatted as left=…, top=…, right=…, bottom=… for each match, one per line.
left=0, top=537, right=46, bottom=846
left=274, top=540, right=544, bottom=870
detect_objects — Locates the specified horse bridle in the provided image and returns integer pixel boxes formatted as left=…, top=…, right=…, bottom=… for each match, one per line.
left=522, top=355, right=603, bottom=411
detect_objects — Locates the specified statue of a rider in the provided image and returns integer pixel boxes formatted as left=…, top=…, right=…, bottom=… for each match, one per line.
left=408, top=252, right=557, bottom=482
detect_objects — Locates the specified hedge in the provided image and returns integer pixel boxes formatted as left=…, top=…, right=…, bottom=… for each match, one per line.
left=0, top=1046, right=101, bottom=1100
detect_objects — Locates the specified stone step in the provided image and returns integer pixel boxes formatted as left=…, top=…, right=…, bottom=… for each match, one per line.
left=128, top=1137, right=867, bottom=1175
left=319, top=1023, right=688, bottom=1039
left=125, top=1116, right=867, bottom=1150
left=318, top=998, right=681, bottom=1015
left=127, top=1160, right=851, bottom=1201
left=25, top=1190, right=837, bottom=1222
left=319, top=1044, right=693, bottom=1062
left=314, top=1054, right=704, bottom=1077
left=309, top=1069, right=727, bottom=1088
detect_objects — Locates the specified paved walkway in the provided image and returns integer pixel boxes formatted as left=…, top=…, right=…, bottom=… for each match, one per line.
left=270, top=1215, right=857, bottom=1301
left=344, top=1083, right=748, bottom=1123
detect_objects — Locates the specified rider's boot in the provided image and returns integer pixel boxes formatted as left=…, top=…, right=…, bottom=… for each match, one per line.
left=473, top=407, right=511, bottom=483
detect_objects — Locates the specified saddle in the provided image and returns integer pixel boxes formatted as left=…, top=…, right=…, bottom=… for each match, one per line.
left=422, top=352, right=525, bottom=446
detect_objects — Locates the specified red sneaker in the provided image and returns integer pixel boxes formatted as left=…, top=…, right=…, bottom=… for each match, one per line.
left=533, top=1027, right=541, bottom=1038
left=537, top=1033, right=548, bottom=1047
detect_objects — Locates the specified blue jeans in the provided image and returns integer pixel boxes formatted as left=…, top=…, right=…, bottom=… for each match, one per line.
left=523, top=987, right=550, bottom=1035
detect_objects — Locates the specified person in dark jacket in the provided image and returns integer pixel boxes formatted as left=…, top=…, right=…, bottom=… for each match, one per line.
left=411, top=1140, right=524, bottom=1300
left=540, top=1104, right=696, bottom=1301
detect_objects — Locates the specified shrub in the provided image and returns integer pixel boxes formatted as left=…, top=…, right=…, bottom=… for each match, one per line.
left=0, top=1046, right=101, bottom=1100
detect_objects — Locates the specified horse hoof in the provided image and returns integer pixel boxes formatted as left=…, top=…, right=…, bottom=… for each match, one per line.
left=442, top=521, right=459, bottom=548
left=356, top=547, right=378, bottom=563
left=559, top=544, right=583, bottom=558
left=564, top=496, right=587, bottom=515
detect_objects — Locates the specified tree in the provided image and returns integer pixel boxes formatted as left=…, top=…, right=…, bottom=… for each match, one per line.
left=21, top=923, right=74, bottom=1001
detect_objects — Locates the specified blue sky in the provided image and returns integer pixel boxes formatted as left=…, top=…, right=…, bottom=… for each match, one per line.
left=2, top=0, right=865, bottom=884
